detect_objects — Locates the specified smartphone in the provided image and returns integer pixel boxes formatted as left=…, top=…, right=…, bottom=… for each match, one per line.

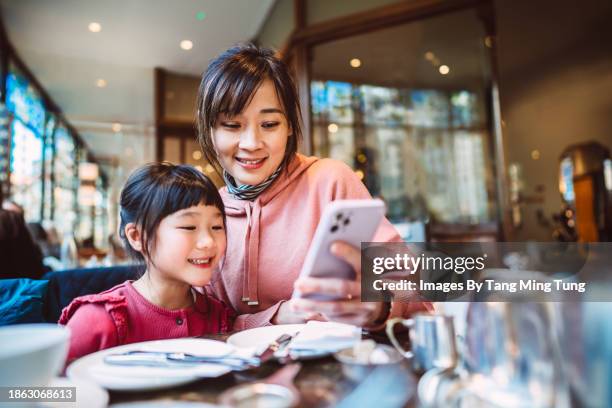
left=293, top=199, right=386, bottom=299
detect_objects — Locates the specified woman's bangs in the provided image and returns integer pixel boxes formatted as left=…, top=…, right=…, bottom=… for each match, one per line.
left=216, top=75, right=262, bottom=119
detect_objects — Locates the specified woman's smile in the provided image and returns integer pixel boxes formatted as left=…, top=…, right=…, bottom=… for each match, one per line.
left=235, top=156, right=268, bottom=170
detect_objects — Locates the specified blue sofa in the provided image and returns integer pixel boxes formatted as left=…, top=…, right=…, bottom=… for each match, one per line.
left=0, top=265, right=141, bottom=326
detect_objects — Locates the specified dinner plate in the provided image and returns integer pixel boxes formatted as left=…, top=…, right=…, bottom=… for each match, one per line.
left=38, top=377, right=109, bottom=408
left=67, top=338, right=235, bottom=392
left=227, top=322, right=361, bottom=359
left=110, top=403, right=218, bottom=408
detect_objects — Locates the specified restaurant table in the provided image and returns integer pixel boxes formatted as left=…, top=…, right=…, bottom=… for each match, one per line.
left=107, top=332, right=419, bottom=407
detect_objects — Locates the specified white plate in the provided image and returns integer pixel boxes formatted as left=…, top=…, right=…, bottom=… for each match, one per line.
left=39, top=377, right=109, bottom=408
left=227, top=322, right=360, bottom=359
left=110, top=403, right=218, bottom=408
left=67, top=338, right=235, bottom=392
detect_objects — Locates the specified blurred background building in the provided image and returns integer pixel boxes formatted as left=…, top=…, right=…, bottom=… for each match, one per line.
left=0, top=0, right=610, bottom=262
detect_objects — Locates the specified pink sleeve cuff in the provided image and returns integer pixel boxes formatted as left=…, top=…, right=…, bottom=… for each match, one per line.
left=232, top=300, right=286, bottom=331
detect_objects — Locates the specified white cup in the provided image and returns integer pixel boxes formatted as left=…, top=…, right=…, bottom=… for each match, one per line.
left=0, top=324, right=71, bottom=387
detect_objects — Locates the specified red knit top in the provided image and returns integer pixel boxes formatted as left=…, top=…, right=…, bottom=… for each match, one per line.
left=59, top=281, right=234, bottom=364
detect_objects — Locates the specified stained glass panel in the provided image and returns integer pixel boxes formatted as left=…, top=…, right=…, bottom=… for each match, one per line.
left=9, top=118, right=43, bottom=221
left=0, top=103, right=9, bottom=195
left=6, top=67, right=45, bottom=136
left=41, top=113, right=57, bottom=221
left=53, top=123, right=77, bottom=235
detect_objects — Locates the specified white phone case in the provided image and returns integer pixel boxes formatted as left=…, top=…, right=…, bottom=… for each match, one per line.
left=293, top=199, right=386, bottom=299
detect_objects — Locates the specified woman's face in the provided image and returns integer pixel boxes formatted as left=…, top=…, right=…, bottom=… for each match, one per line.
left=212, top=79, right=290, bottom=186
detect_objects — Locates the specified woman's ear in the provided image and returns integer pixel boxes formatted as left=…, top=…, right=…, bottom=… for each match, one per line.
left=123, top=223, right=143, bottom=252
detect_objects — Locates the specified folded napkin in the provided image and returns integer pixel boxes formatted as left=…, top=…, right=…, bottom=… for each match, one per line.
left=288, top=321, right=361, bottom=352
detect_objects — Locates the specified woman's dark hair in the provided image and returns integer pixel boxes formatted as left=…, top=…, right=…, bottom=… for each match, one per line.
left=0, top=209, right=45, bottom=279
left=196, top=43, right=302, bottom=174
left=118, top=162, right=225, bottom=265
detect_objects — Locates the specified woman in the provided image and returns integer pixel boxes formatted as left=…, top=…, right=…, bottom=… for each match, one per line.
left=197, top=43, right=429, bottom=330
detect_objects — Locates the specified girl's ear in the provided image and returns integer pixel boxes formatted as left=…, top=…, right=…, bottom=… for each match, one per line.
left=124, top=223, right=143, bottom=252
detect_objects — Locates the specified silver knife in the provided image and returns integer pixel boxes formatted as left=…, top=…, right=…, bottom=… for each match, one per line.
left=104, top=351, right=256, bottom=370
left=256, top=333, right=294, bottom=363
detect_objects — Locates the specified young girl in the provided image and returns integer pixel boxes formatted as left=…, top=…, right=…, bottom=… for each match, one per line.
left=59, top=163, right=234, bottom=363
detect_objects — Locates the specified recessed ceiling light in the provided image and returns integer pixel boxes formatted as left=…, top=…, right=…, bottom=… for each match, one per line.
left=531, top=149, right=541, bottom=160
left=88, top=22, right=101, bottom=33
left=205, top=164, right=215, bottom=173
left=192, top=150, right=202, bottom=160
left=439, top=65, right=450, bottom=75
left=350, top=58, right=361, bottom=68
left=112, top=123, right=122, bottom=132
left=328, top=123, right=339, bottom=133
left=424, top=51, right=435, bottom=61
left=96, top=79, right=107, bottom=88
left=180, top=40, right=193, bottom=50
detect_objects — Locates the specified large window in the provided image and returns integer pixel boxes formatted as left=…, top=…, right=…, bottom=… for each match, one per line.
left=6, top=65, right=46, bottom=221
left=2, top=53, right=109, bottom=248
left=53, top=124, right=77, bottom=235
left=309, top=9, right=497, bottom=225
left=9, top=119, right=43, bottom=220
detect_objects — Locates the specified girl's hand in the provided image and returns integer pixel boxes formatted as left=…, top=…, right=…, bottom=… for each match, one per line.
left=287, top=241, right=386, bottom=327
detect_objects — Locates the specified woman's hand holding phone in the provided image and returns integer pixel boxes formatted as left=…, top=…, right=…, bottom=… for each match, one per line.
left=273, top=241, right=385, bottom=327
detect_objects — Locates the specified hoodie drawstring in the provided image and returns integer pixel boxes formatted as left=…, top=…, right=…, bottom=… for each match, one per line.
left=247, top=204, right=261, bottom=305
left=242, top=202, right=260, bottom=306
left=241, top=204, right=251, bottom=303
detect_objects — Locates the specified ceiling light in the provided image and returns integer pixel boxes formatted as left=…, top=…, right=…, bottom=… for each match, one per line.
left=112, top=123, right=122, bottom=132
left=328, top=123, right=339, bottom=133
left=205, top=164, right=215, bottom=173
left=531, top=150, right=541, bottom=160
left=484, top=36, right=494, bottom=48
left=88, top=22, right=101, bottom=33
left=79, top=163, right=99, bottom=181
left=355, top=170, right=365, bottom=180
left=196, top=11, right=206, bottom=21
left=424, top=51, right=435, bottom=61
left=439, top=65, right=450, bottom=75
left=180, top=40, right=193, bottom=50
left=192, top=150, right=202, bottom=160
left=96, top=79, right=107, bottom=88
left=350, top=58, right=361, bottom=68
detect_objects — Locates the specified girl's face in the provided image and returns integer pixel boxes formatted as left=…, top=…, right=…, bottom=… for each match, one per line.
left=148, top=204, right=226, bottom=287
left=212, top=79, right=290, bottom=186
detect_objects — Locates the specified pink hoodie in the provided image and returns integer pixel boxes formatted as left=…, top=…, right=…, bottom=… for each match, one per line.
left=206, top=154, right=430, bottom=330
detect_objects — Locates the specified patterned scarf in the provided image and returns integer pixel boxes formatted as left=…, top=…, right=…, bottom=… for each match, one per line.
left=223, top=165, right=283, bottom=200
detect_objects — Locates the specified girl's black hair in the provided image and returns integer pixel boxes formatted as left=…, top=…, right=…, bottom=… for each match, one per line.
left=118, top=162, right=225, bottom=265
left=196, top=43, right=302, bottom=175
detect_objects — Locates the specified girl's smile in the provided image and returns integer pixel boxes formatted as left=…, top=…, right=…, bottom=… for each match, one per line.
left=187, top=256, right=214, bottom=268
